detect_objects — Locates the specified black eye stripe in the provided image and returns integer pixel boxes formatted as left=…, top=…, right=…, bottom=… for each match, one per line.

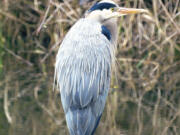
left=88, top=2, right=117, bottom=12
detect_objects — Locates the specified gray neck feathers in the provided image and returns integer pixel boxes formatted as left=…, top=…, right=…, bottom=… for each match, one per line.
left=103, top=18, right=118, bottom=46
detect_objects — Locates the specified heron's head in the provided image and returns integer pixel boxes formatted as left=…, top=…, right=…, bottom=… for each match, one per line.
left=85, top=0, right=149, bottom=46
left=85, top=0, right=149, bottom=23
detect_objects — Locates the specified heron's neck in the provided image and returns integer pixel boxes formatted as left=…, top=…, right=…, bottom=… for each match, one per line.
left=103, top=18, right=118, bottom=46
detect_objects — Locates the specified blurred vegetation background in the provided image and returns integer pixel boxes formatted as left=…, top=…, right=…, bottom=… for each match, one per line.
left=0, top=0, right=179, bottom=135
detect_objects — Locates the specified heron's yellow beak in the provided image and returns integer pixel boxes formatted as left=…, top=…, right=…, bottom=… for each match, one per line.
left=107, top=7, right=149, bottom=19
left=117, top=7, right=149, bottom=15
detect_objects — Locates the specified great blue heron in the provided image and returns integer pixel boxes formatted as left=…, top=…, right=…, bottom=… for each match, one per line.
left=55, top=0, right=148, bottom=135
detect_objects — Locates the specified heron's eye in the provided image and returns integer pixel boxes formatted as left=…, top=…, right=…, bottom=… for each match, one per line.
left=110, top=7, right=115, bottom=12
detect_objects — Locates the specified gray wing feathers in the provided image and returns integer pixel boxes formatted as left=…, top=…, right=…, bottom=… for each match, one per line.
left=55, top=19, right=112, bottom=135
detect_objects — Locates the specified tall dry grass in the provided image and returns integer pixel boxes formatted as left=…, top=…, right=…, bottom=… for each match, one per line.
left=0, top=0, right=179, bottom=135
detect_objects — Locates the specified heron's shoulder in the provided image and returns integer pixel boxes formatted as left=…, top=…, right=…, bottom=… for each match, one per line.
left=59, top=18, right=111, bottom=51
left=70, top=18, right=102, bottom=34
left=60, top=19, right=108, bottom=47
